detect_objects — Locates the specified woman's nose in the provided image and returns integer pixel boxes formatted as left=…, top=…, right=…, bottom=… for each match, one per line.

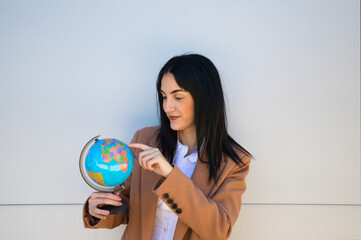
left=163, top=99, right=175, bottom=112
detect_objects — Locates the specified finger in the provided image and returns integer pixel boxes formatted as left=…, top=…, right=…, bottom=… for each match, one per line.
left=138, top=147, right=158, bottom=156
left=128, top=143, right=151, bottom=150
left=93, top=208, right=110, bottom=218
left=89, top=205, right=109, bottom=219
left=90, top=212, right=107, bottom=220
left=91, top=198, right=122, bottom=207
left=141, top=151, right=159, bottom=163
left=138, top=154, right=144, bottom=168
left=91, top=192, right=121, bottom=201
left=142, top=152, right=159, bottom=169
left=146, top=158, right=161, bottom=171
left=95, top=215, right=107, bottom=220
left=102, top=199, right=123, bottom=206
left=139, top=150, right=151, bottom=168
left=138, top=149, right=157, bottom=164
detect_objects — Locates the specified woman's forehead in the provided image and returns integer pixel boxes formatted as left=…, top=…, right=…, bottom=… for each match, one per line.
left=160, top=73, right=185, bottom=93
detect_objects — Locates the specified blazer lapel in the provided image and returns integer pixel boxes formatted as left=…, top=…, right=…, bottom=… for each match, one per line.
left=139, top=134, right=161, bottom=239
left=140, top=168, right=159, bottom=239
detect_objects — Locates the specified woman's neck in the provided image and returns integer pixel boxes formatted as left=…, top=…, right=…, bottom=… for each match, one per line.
left=177, top=128, right=197, bottom=154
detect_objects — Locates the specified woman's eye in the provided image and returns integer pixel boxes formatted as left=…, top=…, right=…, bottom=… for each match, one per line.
left=161, top=94, right=182, bottom=100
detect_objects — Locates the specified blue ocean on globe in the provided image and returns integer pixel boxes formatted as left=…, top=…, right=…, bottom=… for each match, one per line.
left=85, top=138, right=134, bottom=187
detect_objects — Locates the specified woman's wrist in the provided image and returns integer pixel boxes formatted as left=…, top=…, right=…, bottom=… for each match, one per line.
left=164, top=164, right=174, bottom=178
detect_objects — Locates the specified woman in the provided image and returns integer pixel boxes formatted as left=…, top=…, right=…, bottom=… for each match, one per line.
left=83, top=54, right=253, bottom=240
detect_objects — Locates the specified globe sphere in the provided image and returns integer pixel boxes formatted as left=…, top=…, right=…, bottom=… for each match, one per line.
left=80, top=137, right=134, bottom=192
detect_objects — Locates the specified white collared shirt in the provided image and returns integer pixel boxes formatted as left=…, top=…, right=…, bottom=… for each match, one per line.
left=152, top=140, right=198, bottom=240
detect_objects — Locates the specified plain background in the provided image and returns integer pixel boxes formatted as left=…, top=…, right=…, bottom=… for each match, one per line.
left=0, top=0, right=360, bottom=239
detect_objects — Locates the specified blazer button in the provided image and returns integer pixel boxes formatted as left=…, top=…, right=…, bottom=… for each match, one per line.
left=171, top=203, right=178, bottom=209
left=175, top=208, right=182, bottom=214
left=167, top=199, right=173, bottom=204
left=162, top=193, right=169, bottom=199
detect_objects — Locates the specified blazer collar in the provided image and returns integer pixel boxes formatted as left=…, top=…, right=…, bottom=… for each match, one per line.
left=176, top=139, right=198, bottom=163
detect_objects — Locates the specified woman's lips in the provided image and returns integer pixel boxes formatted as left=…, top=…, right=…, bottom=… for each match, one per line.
left=169, top=116, right=180, bottom=121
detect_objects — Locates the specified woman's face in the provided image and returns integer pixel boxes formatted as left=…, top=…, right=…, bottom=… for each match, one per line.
left=160, top=73, right=195, bottom=134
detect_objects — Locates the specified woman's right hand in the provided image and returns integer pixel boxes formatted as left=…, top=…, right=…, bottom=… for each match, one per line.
left=88, top=191, right=122, bottom=220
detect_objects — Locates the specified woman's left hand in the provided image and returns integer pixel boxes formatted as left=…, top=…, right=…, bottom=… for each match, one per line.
left=128, top=143, right=173, bottom=178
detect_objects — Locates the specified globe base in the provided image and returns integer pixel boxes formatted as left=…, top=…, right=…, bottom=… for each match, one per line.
left=99, top=204, right=130, bottom=215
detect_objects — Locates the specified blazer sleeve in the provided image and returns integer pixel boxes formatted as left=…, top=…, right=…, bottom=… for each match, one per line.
left=152, top=155, right=252, bottom=240
left=82, top=130, right=140, bottom=229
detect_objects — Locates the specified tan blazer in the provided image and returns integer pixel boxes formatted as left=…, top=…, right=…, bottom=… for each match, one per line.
left=83, top=126, right=252, bottom=240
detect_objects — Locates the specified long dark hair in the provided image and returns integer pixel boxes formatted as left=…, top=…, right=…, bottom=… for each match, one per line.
left=156, top=53, right=252, bottom=183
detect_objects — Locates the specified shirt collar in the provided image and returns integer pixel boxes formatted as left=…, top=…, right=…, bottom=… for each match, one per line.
left=176, top=139, right=198, bottom=163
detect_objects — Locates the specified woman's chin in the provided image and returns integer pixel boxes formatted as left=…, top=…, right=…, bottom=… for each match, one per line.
left=170, top=126, right=179, bottom=131
left=170, top=123, right=181, bottom=131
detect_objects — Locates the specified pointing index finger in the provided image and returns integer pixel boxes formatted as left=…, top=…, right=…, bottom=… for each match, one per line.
left=128, top=143, right=150, bottom=150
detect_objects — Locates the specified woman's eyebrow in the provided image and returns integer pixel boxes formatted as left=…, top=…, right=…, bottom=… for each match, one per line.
left=160, top=89, right=186, bottom=94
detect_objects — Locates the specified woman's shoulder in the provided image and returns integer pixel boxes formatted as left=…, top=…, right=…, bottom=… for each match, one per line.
left=223, top=147, right=252, bottom=169
left=132, top=126, right=160, bottom=145
left=135, top=125, right=160, bottom=135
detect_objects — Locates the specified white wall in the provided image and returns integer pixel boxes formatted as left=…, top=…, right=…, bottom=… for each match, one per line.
left=0, top=0, right=359, bottom=239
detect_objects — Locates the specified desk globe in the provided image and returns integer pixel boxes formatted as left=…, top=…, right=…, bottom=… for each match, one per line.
left=79, top=135, right=134, bottom=214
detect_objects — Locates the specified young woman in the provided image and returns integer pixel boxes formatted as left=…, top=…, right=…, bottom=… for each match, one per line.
left=83, top=54, right=253, bottom=240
